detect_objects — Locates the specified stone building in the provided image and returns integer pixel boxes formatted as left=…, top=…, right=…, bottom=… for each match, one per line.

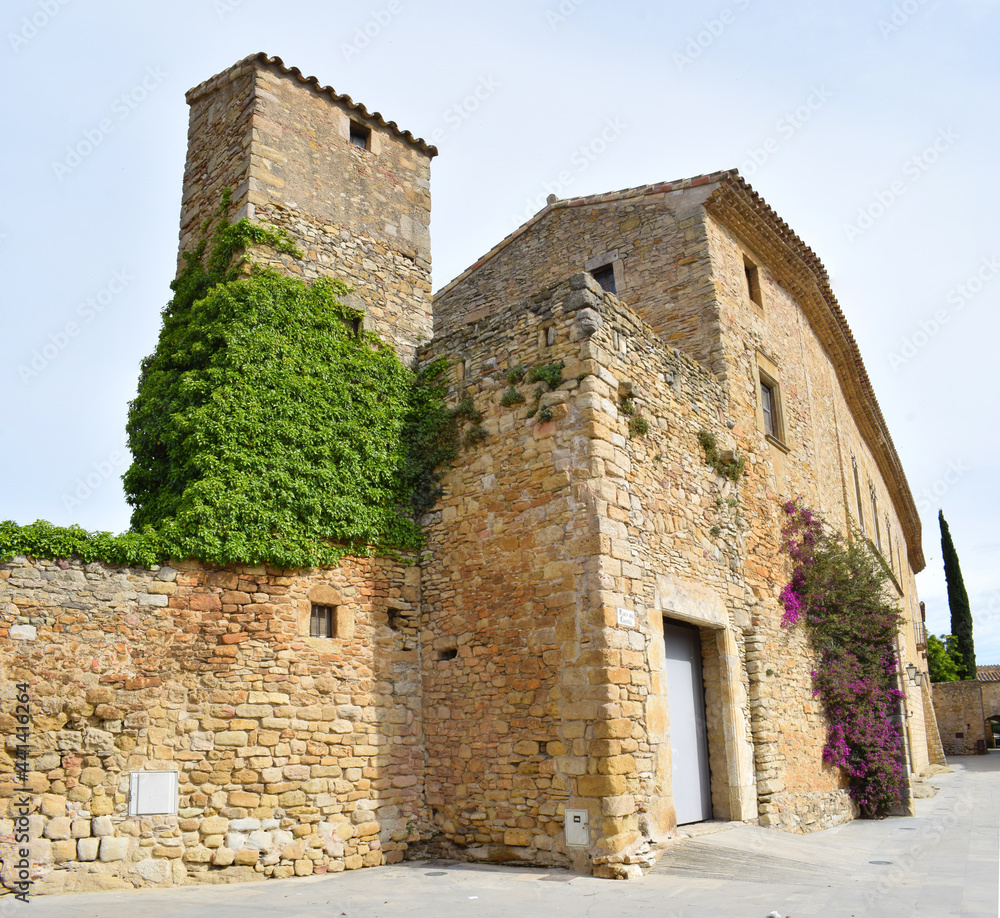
left=0, top=54, right=936, bottom=892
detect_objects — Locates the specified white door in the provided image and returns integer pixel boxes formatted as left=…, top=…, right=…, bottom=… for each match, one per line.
left=663, top=620, right=712, bottom=824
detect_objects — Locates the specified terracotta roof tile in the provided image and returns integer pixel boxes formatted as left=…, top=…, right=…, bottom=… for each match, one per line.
left=187, top=53, right=437, bottom=157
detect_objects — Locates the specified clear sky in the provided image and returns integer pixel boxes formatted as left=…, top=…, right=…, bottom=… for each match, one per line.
left=2, top=0, right=998, bottom=662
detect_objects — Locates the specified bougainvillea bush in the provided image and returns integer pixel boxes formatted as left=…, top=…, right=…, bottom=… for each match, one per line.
left=779, top=500, right=905, bottom=817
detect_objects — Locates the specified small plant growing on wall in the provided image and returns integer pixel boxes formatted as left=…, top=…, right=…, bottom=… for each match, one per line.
left=501, top=387, right=526, bottom=408
left=528, top=361, right=564, bottom=391
left=619, top=395, right=651, bottom=438
left=697, top=430, right=745, bottom=481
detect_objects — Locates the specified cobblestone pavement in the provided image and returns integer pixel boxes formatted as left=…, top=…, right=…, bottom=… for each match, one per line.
left=8, top=755, right=998, bottom=918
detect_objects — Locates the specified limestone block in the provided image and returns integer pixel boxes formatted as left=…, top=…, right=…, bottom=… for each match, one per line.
left=71, top=818, right=91, bottom=838
left=215, top=731, right=249, bottom=747
left=136, top=858, right=171, bottom=883
left=9, top=624, right=37, bottom=641
left=228, top=817, right=261, bottom=832
left=212, top=847, right=236, bottom=867
left=84, top=728, right=115, bottom=755
left=44, top=817, right=72, bottom=840
left=183, top=844, right=213, bottom=863
left=41, top=794, right=67, bottom=817
left=90, top=796, right=114, bottom=816
left=86, top=687, right=115, bottom=705
left=51, top=839, right=77, bottom=862
left=246, top=830, right=273, bottom=850
left=503, top=828, right=533, bottom=847
left=77, top=837, right=100, bottom=861
left=294, top=859, right=313, bottom=876
left=576, top=775, right=627, bottom=797
left=99, top=836, right=130, bottom=861
left=80, top=766, right=106, bottom=786
left=307, top=584, right=342, bottom=606
left=234, top=849, right=260, bottom=866
left=190, top=732, right=215, bottom=752
left=153, top=844, right=184, bottom=858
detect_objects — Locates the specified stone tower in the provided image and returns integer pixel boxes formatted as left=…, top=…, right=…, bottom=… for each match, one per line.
left=179, top=53, right=437, bottom=363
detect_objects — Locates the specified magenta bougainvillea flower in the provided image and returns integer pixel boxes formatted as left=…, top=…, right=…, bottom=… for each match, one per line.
left=778, top=499, right=904, bottom=818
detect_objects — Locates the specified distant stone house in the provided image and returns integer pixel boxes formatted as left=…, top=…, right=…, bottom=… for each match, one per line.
left=1, top=53, right=935, bottom=892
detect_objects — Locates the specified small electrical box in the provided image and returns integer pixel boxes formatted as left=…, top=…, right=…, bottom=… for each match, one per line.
left=128, top=770, right=179, bottom=816
left=565, top=808, right=589, bottom=847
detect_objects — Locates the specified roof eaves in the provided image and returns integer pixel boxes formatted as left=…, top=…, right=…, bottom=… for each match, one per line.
left=186, top=53, right=437, bottom=157
left=705, top=172, right=925, bottom=572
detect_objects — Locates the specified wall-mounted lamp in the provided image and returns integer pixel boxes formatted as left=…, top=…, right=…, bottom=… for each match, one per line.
left=905, top=663, right=923, bottom=686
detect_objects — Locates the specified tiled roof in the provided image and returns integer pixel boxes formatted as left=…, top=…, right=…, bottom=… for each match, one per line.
left=187, top=53, right=437, bottom=156
left=978, top=665, right=1000, bottom=682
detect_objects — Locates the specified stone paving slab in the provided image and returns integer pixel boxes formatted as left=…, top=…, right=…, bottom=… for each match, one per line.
left=7, top=755, right=997, bottom=918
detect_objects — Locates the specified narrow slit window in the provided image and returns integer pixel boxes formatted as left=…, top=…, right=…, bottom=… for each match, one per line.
left=870, top=485, right=881, bottom=551
left=591, top=264, right=616, bottom=295
left=852, top=457, right=866, bottom=535
left=349, top=121, right=371, bottom=150
left=310, top=604, right=335, bottom=638
left=743, top=256, right=762, bottom=307
left=886, top=515, right=894, bottom=571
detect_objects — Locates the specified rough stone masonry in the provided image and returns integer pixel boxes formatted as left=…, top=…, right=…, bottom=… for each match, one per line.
left=1, top=53, right=938, bottom=892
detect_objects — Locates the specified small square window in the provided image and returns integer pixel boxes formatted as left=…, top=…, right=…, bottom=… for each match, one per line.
left=743, top=256, right=762, bottom=308
left=349, top=122, right=371, bottom=151
left=310, top=604, right=335, bottom=638
left=591, top=264, right=616, bottom=295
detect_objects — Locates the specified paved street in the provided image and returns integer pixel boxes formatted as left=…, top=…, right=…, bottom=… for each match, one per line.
left=8, top=755, right=998, bottom=918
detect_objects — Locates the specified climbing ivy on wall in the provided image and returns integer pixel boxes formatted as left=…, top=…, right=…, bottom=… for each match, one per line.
left=778, top=500, right=905, bottom=818
left=1, top=193, right=460, bottom=569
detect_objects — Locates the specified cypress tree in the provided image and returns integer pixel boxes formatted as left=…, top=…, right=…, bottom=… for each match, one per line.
left=939, top=510, right=976, bottom=679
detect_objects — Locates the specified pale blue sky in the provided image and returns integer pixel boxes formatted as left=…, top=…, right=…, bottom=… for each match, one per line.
left=2, top=0, right=998, bottom=661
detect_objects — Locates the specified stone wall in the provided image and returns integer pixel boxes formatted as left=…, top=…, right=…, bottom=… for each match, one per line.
left=418, top=269, right=856, bottom=876
left=931, top=681, right=987, bottom=756
left=700, top=208, right=931, bottom=808
left=0, top=554, right=426, bottom=894
left=433, top=179, right=722, bottom=369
